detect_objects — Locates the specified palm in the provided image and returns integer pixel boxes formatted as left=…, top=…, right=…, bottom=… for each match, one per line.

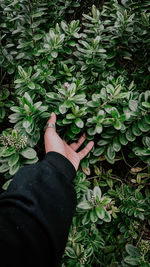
left=44, top=113, right=94, bottom=171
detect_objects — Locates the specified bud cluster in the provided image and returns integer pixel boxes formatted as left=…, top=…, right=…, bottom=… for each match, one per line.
left=0, top=130, right=28, bottom=151
left=139, top=239, right=150, bottom=256
left=79, top=246, right=87, bottom=264
left=90, top=195, right=97, bottom=207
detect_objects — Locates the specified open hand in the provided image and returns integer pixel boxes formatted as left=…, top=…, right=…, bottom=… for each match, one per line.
left=44, top=113, right=94, bottom=171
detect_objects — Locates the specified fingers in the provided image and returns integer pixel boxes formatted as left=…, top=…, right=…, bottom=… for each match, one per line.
left=70, top=133, right=86, bottom=151
left=78, top=141, right=94, bottom=160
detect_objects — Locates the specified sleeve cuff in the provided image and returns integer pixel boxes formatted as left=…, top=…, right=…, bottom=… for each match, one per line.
left=44, top=151, right=76, bottom=182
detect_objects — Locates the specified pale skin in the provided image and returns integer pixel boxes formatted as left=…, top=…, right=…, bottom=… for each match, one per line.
left=44, top=112, right=94, bottom=171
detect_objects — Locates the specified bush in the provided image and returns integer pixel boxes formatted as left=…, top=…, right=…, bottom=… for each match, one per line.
left=0, top=0, right=150, bottom=266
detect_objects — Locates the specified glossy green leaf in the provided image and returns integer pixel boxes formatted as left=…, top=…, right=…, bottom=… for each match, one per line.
left=90, top=209, right=98, bottom=223
left=28, top=82, right=35, bottom=90
left=20, top=147, right=37, bottom=159
left=103, top=210, right=111, bottom=222
left=8, top=153, right=19, bottom=167
left=0, top=163, right=9, bottom=173
left=93, top=147, right=105, bottom=156
left=2, top=147, right=16, bottom=157
left=9, top=161, right=20, bottom=175
left=75, top=118, right=84, bottom=128
left=93, top=186, right=101, bottom=201
left=129, top=100, right=138, bottom=111
left=119, top=133, right=128, bottom=145
left=95, top=206, right=105, bottom=219
left=107, top=145, right=115, bottom=159
left=2, top=179, right=12, bottom=190
left=126, top=128, right=136, bottom=142
left=124, top=256, right=140, bottom=266
left=77, top=201, right=92, bottom=210
left=114, top=120, right=122, bottom=130
left=113, top=137, right=121, bottom=152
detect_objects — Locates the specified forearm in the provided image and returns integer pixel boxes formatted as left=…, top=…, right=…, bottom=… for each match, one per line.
left=0, top=152, right=77, bottom=267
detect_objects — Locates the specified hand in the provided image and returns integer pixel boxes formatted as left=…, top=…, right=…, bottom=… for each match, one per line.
left=44, top=113, right=94, bottom=171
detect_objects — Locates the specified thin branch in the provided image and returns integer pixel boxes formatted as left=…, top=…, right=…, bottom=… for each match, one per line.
left=121, top=150, right=132, bottom=168
left=136, top=223, right=146, bottom=247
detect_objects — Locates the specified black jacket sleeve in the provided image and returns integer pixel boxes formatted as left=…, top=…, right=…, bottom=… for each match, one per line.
left=0, top=151, right=77, bottom=267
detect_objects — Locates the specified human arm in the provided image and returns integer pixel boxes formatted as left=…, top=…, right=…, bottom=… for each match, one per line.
left=0, top=113, right=94, bottom=267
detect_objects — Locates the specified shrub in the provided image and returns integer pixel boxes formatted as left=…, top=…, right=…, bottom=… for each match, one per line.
left=0, top=0, right=150, bottom=266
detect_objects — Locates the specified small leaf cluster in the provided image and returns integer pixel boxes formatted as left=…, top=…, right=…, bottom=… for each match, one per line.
left=0, top=129, right=38, bottom=181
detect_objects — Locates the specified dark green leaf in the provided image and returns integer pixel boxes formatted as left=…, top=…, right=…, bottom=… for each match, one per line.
left=20, top=147, right=37, bottom=159
left=8, top=153, right=19, bottom=167
left=95, top=206, right=105, bottom=219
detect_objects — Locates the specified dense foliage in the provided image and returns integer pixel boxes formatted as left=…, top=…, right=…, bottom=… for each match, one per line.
left=0, top=0, right=150, bottom=266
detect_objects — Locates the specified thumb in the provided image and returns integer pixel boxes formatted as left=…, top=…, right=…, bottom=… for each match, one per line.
left=45, top=112, right=56, bottom=135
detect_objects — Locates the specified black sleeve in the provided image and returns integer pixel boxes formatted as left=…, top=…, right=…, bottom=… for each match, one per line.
left=0, top=151, right=77, bottom=267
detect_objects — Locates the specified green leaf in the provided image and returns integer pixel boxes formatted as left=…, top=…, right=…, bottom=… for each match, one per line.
left=132, top=122, right=142, bottom=136
left=14, top=79, right=25, bottom=84
left=93, top=186, right=101, bottom=201
left=107, top=145, right=115, bottom=159
left=2, top=147, right=16, bottom=157
left=143, top=136, right=150, bottom=147
left=23, top=92, right=33, bottom=105
left=93, top=147, right=105, bottom=156
left=126, top=128, right=136, bottom=142
left=95, top=206, right=105, bottom=219
left=59, top=105, right=67, bottom=114
left=51, top=50, right=58, bottom=58
left=77, top=201, right=92, bottom=210
left=124, top=256, right=140, bottom=266
left=75, top=118, right=84, bottom=128
left=62, top=118, right=72, bottom=125
left=114, top=120, right=122, bottom=130
left=97, top=139, right=110, bottom=146
left=101, top=197, right=111, bottom=205
left=8, top=153, right=19, bottom=167
left=61, top=21, right=68, bottom=32
left=129, top=100, right=138, bottom=111
left=112, top=137, right=121, bottom=152
left=111, top=107, right=119, bottom=119
left=144, top=114, right=150, bottom=125
left=105, top=153, right=115, bottom=164
left=90, top=209, right=98, bottom=223
left=0, top=163, right=9, bottom=173
left=96, top=124, right=103, bottom=134
left=28, top=82, right=35, bottom=90
left=125, top=244, right=140, bottom=257
left=119, top=133, right=128, bottom=145
left=65, top=247, right=76, bottom=259
left=107, top=179, right=113, bottom=188
left=66, top=113, right=75, bottom=120
left=20, top=147, right=37, bottom=159
left=2, top=179, right=12, bottom=190
left=87, top=127, right=97, bottom=136
left=23, top=157, right=38, bottom=165
left=23, top=117, right=32, bottom=128
left=142, top=102, right=150, bottom=108
left=103, top=210, right=111, bottom=222
left=9, top=161, right=20, bottom=176
left=71, top=124, right=81, bottom=134
left=138, top=119, right=150, bottom=132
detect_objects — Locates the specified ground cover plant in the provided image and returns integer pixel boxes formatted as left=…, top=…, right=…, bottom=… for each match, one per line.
left=0, top=0, right=150, bottom=266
